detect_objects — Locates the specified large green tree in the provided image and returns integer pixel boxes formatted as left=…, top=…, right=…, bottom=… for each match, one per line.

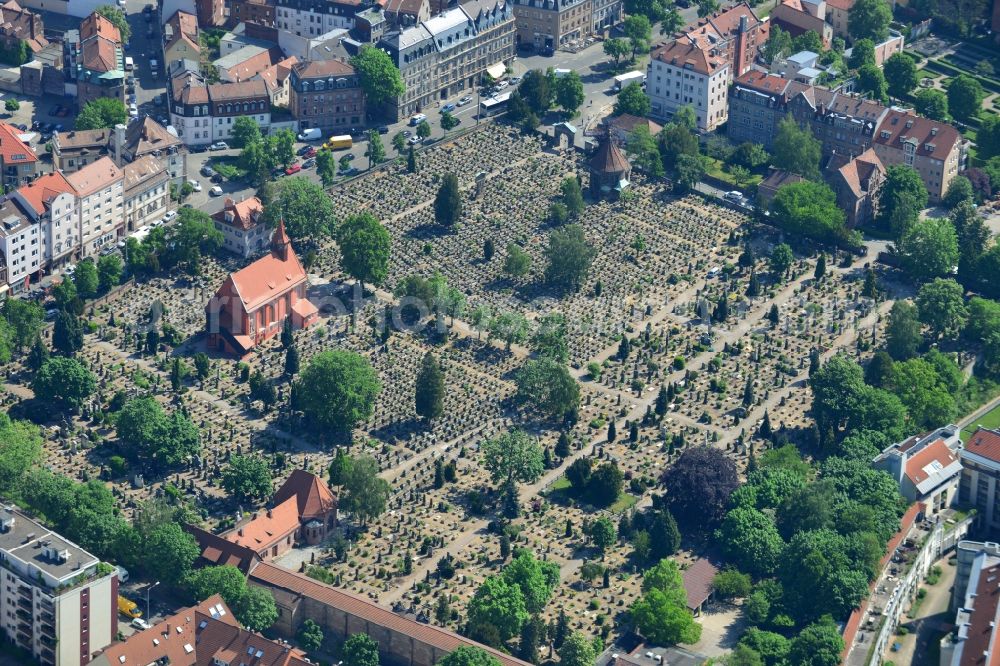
left=116, top=397, right=200, bottom=470
left=788, top=618, right=846, bottom=666
left=32, top=357, right=95, bottom=411
left=514, top=358, right=580, bottom=420
left=848, top=0, right=891, bottom=41
left=221, top=454, right=273, bottom=505
left=614, top=82, right=651, bottom=117
left=502, top=551, right=560, bottom=614
left=879, top=165, right=929, bottom=237
left=559, top=632, right=597, bottom=666
left=233, top=586, right=278, bottom=632
left=337, top=212, right=391, bottom=290
left=350, top=45, right=405, bottom=108
left=768, top=181, right=849, bottom=245
left=948, top=75, right=984, bottom=122
left=916, top=278, right=967, bottom=340
left=771, top=117, right=821, bottom=180
left=75, top=98, right=128, bottom=130
left=896, top=217, right=959, bottom=282
left=914, top=88, right=950, bottom=121
left=145, top=522, right=200, bottom=585
left=885, top=300, right=923, bottom=360
left=294, top=351, right=380, bottom=435
left=261, top=177, right=338, bottom=240
left=185, top=565, right=248, bottom=607
left=467, top=576, right=528, bottom=642
left=343, top=634, right=380, bottom=666
left=339, top=454, right=390, bottom=524
left=434, top=173, right=462, bottom=227
left=545, top=224, right=595, bottom=291
left=414, top=351, right=445, bottom=420
left=883, top=53, right=918, bottom=98
left=96, top=4, right=130, bottom=40
left=167, top=208, right=224, bottom=274
left=0, top=414, right=42, bottom=496
left=481, top=430, right=545, bottom=503
left=555, top=71, right=585, bottom=114
left=436, top=648, right=501, bottom=666
left=715, top=507, right=784, bottom=576
left=631, top=559, right=701, bottom=645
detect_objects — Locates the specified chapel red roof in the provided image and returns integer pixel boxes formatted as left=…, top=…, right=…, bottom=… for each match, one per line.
left=271, top=469, right=336, bottom=522
left=225, top=222, right=306, bottom=312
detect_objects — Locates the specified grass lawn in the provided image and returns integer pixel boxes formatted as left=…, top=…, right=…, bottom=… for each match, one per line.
left=610, top=492, right=638, bottom=513
left=544, top=475, right=638, bottom=513
left=704, top=157, right=763, bottom=190
left=962, top=402, right=1000, bottom=441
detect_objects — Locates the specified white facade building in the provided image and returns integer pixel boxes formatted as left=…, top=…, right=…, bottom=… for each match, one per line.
left=67, top=157, right=125, bottom=258
left=0, top=200, right=41, bottom=293
left=12, top=172, right=79, bottom=271
left=647, top=38, right=730, bottom=132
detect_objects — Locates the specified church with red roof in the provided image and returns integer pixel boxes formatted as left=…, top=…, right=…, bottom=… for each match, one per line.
left=206, top=220, right=318, bottom=357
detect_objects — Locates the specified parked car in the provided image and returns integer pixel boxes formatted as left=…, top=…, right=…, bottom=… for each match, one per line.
left=209, top=185, right=223, bottom=196
left=377, top=125, right=390, bottom=134
left=187, top=179, right=201, bottom=192
left=297, top=145, right=313, bottom=156
left=209, top=141, right=229, bottom=150
left=128, top=103, right=138, bottom=117
left=457, top=96, right=472, bottom=106
left=442, top=103, right=456, bottom=113
left=211, top=173, right=224, bottom=183
left=285, top=163, right=302, bottom=175
left=163, top=210, right=178, bottom=222
left=303, top=146, right=316, bottom=158
left=200, top=165, right=216, bottom=178
left=510, top=76, right=521, bottom=85
left=302, top=158, right=316, bottom=168
left=723, top=191, right=743, bottom=202
left=407, top=136, right=420, bottom=145
left=131, top=618, right=150, bottom=631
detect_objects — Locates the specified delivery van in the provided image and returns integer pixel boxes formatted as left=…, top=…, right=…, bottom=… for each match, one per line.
left=325, top=135, right=353, bottom=150
left=118, top=595, right=142, bottom=619
left=297, top=127, right=322, bottom=141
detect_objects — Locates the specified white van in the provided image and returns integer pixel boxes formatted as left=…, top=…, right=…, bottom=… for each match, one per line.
left=124, top=56, right=134, bottom=71
left=409, top=113, right=427, bottom=126
left=297, top=127, right=322, bottom=141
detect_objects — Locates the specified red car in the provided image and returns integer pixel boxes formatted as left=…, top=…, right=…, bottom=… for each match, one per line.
left=285, top=163, right=302, bottom=175
left=303, top=147, right=316, bottom=158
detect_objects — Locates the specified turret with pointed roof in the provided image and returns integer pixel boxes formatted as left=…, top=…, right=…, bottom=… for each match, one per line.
left=588, top=134, right=631, bottom=198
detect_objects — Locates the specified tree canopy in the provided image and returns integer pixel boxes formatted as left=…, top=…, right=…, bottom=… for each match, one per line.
left=662, top=446, right=738, bottom=530
left=514, top=358, right=580, bottom=420
left=32, top=356, right=95, bottom=411
left=262, top=177, right=337, bottom=240
left=631, top=559, right=702, bottom=645
left=614, top=82, right=651, bottom=117
left=545, top=224, right=595, bottom=291
left=115, top=397, right=200, bottom=471
left=771, top=117, right=821, bottom=180
left=896, top=217, right=959, bottom=282
left=769, top=181, right=851, bottom=245
left=75, top=98, right=127, bottom=130
left=294, top=351, right=381, bottom=435
left=848, top=0, right=891, bottom=41
left=337, top=212, right=391, bottom=289
left=350, top=46, right=405, bottom=107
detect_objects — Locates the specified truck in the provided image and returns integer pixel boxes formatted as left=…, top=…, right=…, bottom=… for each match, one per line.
left=118, top=595, right=142, bottom=619
left=614, top=70, right=646, bottom=90
left=325, top=135, right=352, bottom=150
left=297, top=127, right=322, bottom=141
left=553, top=68, right=573, bottom=78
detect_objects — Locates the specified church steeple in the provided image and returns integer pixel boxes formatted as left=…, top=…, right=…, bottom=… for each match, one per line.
left=271, top=219, right=291, bottom=261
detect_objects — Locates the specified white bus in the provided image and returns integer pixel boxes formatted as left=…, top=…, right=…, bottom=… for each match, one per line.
left=479, top=92, right=511, bottom=117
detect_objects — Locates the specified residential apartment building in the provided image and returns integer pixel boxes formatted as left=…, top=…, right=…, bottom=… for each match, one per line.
left=0, top=504, right=116, bottom=666
left=123, top=156, right=170, bottom=233
left=72, top=12, right=126, bottom=109
left=12, top=171, right=78, bottom=271
left=52, top=128, right=112, bottom=173
left=110, top=119, right=189, bottom=186
left=0, top=0, right=47, bottom=57
left=0, top=122, right=38, bottom=189
left=769, top=0, right=833, bottom=48
left=872, top=424, right=963, bottom=516
left=212, top=195, right=269, bottom=258
left=380, top=0, right=515, bottom=120
left=872, top=108, right=964, bottom=203
left=163, top=10, right=201, bottom=69
left=0, top=198, right=41, bottom=291
left=90, top=595, right=311, bottom=666
left=679, top=3, right=767, bottom=82
left=289, top=59, right=364, bottom=133
left=647, top=38, right=730, bottom=131
left=509, top=0, right=590, bottom=51
left=66, top=156, right=124, bottom=257
left=728, top=71, right=887, bottom=155
left=825, top=0, right=850, bottom=38
left=274, top=0, right=365, bottom=36
left=591, top=0, right=622, bottom=33
left=256, top=56, right=298, bottom=106
left=825, top=147, right=885, bottom=227
left=170, top=73, right=272, bottom=145
left=229, top=0, right=277, bottom=27
left=960, top=429, right=1000, bottom=538
left=941, top=540, right=1000, bottom=664
left=384, top=0, right=430, bottom=28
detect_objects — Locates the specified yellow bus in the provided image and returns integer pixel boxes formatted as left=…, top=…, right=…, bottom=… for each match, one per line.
left=325, top=135, right=353, bottom=150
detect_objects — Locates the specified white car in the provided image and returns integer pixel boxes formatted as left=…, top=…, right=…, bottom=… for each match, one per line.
left=496, top=80, right=509, bottom=90
left=724, top=190, right=743, bottom=202
left=209, top=185, right=223, bottom=196
left=128, top=103, right=138, bottom=117
left=209, top=141, right=229, bottom=151
left=163, top=210, right=177, bottom=222
left=457, top=96, right=472, bottom=106
left=187, top=179, right=201, bottom=192
left=150, top=219, right=164, bottom=228
left=407, top=136, right=421, bottom=145
left=131, top=618, right=150, bottom=631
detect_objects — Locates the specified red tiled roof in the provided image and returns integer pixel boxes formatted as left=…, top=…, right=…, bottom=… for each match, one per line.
left=831, top=148, right=884, bottom=198
left=271, top=469, right=337, bottom=522
left=874, top=109, right=961, bottom=159
left=964, top=428, right=1000, bottom=464
left=960, top=562, right=1000, bottom=666
left=226, top=496, right=299, bottom=550
left=167, top=9, right=199, bottom=39
left=682, top=558, right=719, bottom=610
left=904, top=438, right=958, bottom=486
left=15, top=171, right=72, bottom=214
left=0, top=123, right=37, bottom=165
left=225, top=47, right=283, bottom=82
left=735, top=69, right=791, bottom=94
left=292, top=59, right=354, bottom=79
left=82, top=36, right=119, bottom=72
left=80, top=12, right=120, bottom=43
left=250, top=563, right=532, bottom=666
left=826, top=0, right=852, bottom=9
left=652, top=38, right=727, bottom=76
left=213, top=196, right=263, bottom=231
left=184, top=524, right=262, bottom=571
left=705, top=1, right=762, bottom=35
left=67, top=156, right=122, bottom=196
left=224, top=227, right=306, bottom=311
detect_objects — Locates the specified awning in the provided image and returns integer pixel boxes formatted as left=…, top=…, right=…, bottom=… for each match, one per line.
left=486, top=62, right=506, bottom=80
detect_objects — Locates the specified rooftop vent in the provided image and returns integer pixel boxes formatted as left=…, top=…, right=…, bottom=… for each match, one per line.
left=0, top=514, right=15, bottom=533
